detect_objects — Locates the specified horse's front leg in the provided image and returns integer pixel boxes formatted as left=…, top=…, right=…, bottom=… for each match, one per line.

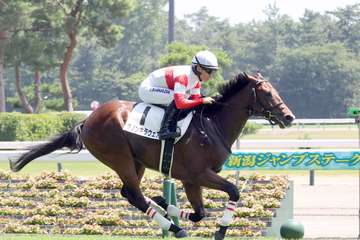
left=197, top=169, right=240, bottom=240
left=181, top=182, right=206, bottom=222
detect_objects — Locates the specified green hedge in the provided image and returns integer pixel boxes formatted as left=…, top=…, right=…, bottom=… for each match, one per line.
left=0, top=112, right=260, bottom=141
left=243, top=122, right=262, bottom=135
left=0, top=112, right=86, bottom=141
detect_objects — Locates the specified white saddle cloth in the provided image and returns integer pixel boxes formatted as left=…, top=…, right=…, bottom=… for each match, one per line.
left=123, top=102, right=193, bottom=142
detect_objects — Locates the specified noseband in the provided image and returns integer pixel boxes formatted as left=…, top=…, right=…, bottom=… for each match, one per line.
left=247, top=80, right=285, bottom=125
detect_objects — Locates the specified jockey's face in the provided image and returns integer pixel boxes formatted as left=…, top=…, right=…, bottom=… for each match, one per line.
left=197, top=65, right=216, bottom=82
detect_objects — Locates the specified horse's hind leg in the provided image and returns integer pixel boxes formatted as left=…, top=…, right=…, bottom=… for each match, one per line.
left=120, top=164, right=169, bottom=215
left=151, top=182, right=206, bottom=223
left=120, top=161, right=144, bottom=199
left=120, top=164, right=176, bottom=221
left=117, top=165, right=187, bottom=238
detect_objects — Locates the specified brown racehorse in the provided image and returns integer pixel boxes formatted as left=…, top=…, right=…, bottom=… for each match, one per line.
left=10, top=72, right=295, bottom=240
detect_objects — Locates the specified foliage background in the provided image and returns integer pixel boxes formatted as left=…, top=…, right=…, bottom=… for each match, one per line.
left=0, top=112, right=86, bottom=141
left=2, top=1, right=360, bottom=117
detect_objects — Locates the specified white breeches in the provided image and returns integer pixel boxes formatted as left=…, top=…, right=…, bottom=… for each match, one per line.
left=138, top=78, right=174, bottom=105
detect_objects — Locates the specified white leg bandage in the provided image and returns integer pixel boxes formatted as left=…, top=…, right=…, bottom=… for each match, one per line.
left=145, top=197, right=167, bottom=216
left=167, top=205, right=190, bottom=220
left=146, top=197, right=161, bottom=208
left=218, top=201, right=237, bottom=226
left=146, top=207, right=171, bottom=230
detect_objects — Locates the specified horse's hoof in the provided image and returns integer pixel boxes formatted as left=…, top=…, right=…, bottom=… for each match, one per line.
left=175, top=229, right=188, bottom=238
left=214, top=231, right=225, bottom=240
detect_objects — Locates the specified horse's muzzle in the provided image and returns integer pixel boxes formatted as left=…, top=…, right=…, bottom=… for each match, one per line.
left=273, top=113, right=295, bottom=129
left=283, top=114, right=295, bottom=127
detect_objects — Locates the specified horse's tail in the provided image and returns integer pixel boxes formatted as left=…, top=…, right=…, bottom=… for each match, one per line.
left=10, top=121, right=85, bottom=172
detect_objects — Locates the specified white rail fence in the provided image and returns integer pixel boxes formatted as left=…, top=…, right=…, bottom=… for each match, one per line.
left=249, top=118, right=356, bottom=125
left=0, top=117, right=357, bottom=162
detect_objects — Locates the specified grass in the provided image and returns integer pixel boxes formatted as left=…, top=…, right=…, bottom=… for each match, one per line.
left=0, top=235, right=181, bottom=240
left=0, top=236, right=168, bottom=240
left=243, top=131, right=358, bottom=140
left=0, top=161, right=164, bottom=177
left=1, top=160, right=358, bottom=177
left=0, top=161, right=113, bottom=177
left=242, top=126, right=359, bottom=140
left=0, top=235, right=275, bottom=240
left=228, top=169, right=359, bottom=176
left=282, top=124, right=357, bottom=129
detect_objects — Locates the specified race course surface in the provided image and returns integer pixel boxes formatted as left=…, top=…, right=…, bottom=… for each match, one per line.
left=291, top=175, right=359, bottom=238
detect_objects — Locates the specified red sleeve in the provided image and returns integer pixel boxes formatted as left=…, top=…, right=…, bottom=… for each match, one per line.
left=190, top=81, right=201, bottom=99
left=175, top=75, right=188, bottom=87
left=190, top=94, right=202, bottom=100
left=174, top=93, right=204, bottom=109
left=172, top=76, right=203, bottom=109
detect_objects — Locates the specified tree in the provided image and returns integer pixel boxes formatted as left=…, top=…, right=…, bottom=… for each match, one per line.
left=327, top=4, right=360, bottom=54
left=0, top=31, right=7, bottom=112
left=298, top=10, right=336, bottom=46
left=4, top=3, right=66, bottom=113
left=7, top=82, right=69, bottom=112
left=34, top=0, right=135, bottom=111
left=103, top=0, right=168, bottom=75
left=0, top=0, right=33, bottom=112
left=69, top=0, right=169, bottom=108
left=71, top=42, right=147, bottom=107
left=271, top=43, right=360, bottom=117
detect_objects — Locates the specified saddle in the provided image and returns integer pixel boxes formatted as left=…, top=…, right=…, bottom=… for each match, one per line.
left=123, top=103, right=193, bottom=176
left=123, top=103, right=193, bottom=141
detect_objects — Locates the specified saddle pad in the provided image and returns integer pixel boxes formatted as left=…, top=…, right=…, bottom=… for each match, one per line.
left=123, top=102, right=193, bottom=142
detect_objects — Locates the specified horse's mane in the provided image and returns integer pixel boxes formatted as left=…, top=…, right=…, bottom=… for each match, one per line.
left=194, top=72, right=251, bottom=114
left=215, top=72, right=251, bottom=103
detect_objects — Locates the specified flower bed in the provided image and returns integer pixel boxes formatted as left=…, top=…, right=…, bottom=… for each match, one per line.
left=0, top=170, right=289, bottom=237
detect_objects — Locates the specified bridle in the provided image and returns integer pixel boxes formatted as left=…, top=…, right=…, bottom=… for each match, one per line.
left=195, top=77, right=286, bottom=153
left=210, top=79, right=285, bottom=125
left=247, top=79, right=285, bottom=125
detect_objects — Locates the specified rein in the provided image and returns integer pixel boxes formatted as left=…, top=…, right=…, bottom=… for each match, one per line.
left=196, top=106, right=233, bottom=154
left=194, top=77, right=285, bottom=154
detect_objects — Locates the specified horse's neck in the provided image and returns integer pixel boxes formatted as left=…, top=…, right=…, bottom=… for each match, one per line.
left=213, top=87, right=252, bottom=146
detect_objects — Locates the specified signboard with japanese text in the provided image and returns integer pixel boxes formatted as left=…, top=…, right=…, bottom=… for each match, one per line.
left=223, top=149, right=360, bottom=170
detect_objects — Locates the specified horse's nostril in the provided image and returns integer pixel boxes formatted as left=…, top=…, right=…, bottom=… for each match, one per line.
left=285, top=115, right=294, bottom=122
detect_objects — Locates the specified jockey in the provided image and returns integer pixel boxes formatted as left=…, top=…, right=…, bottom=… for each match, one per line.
left=138, top=50, right=218, bottom=140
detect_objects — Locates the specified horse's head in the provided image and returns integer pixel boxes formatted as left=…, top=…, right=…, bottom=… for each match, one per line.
left=246, top=73, right=295, bottom=128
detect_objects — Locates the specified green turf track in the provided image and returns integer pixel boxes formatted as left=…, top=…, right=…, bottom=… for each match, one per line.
left=0, top=161, right=113, bottom=176
left=0, top=235, right=275, bottom=240
left=0, top=236, right=161, bottom=240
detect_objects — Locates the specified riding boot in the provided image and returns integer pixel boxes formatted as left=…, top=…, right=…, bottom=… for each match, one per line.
left=158, top=101, right=181, bottom=140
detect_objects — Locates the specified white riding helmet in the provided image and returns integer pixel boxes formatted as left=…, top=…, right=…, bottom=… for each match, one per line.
left=192, top=50, right=219, bottom=70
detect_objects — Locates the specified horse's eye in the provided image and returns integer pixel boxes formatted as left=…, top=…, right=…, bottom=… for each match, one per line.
left=266, top=92, right=272, bottom=97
